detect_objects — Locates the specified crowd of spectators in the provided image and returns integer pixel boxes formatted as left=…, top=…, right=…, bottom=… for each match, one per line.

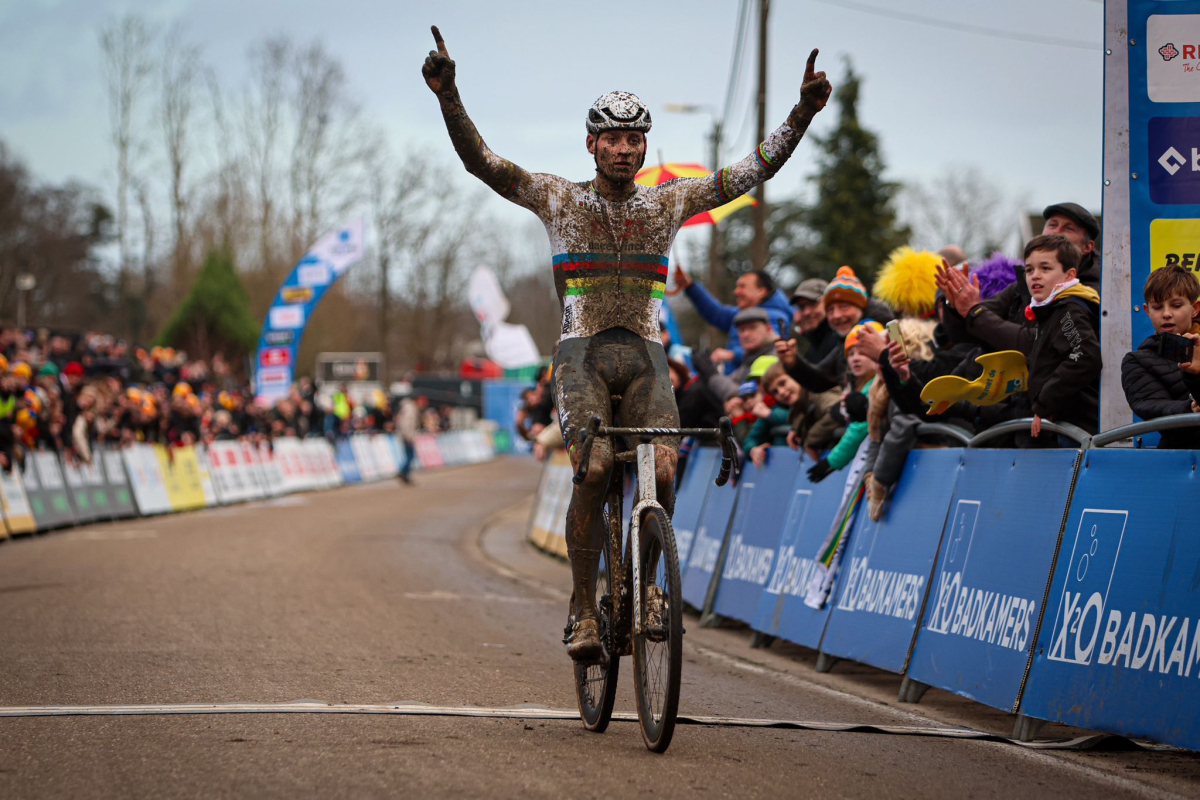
left=0, top=328, right=444, bottom=473
left=513, top=200, right=1200, bottom=522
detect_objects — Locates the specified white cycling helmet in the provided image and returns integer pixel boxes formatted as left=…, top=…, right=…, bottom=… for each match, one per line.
left=586, top=91, right=652, bottom=135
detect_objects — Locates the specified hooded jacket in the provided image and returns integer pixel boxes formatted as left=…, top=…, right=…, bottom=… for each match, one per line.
left=1121, top=328, right=1200, bottom=449
left=1025, top=282, right=1103, bottom=433
left=684, top=283, right=793, bottom=368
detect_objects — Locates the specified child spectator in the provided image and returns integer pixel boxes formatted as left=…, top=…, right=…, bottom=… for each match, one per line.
left=1021, top=234, right=1102, bottom=441
left=743, top=370, right=791, bottom=468
left=807, top=321, right=883, bottom=483
left=759, top=361, right=843, bottom=462
left=1122, top=265, right=1200, bottom=448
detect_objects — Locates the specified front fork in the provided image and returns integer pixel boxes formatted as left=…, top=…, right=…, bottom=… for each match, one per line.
left=628, top=442, right=663, bottom=639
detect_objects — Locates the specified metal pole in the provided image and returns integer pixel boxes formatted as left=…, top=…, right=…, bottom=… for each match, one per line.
left=751, top=0, right=769, bottom=273
left=707, top=120, right=724, bottom=287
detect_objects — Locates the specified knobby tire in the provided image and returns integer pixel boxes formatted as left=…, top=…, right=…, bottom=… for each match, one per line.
left=632, top=506, right=683, bottom=753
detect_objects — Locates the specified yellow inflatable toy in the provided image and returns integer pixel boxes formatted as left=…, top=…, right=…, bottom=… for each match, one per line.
left=920, top=350, right=1028, bottom=416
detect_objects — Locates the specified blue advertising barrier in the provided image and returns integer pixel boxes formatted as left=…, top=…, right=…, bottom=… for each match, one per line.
left=905, top=448, right=1081, bottom=713
left=711, top=457, right=802, bottom=627
left=820, top=448, right=962, bottom=674
left=681, top=478, right=739, bottom=611
left=751, top=454, right=848, bottom=648
left=673, top=448, right=719, bottom=571
left=482, top=380, right=532, bottom=455
left=335, top=439, right=362, bottom=484
left=1021, top=448, right=1200, bottom=750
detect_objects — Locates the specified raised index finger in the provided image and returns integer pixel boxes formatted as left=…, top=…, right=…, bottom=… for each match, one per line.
left=804, top=48, right=819, bottom=82
left=431, top=25, right=448, bottom=56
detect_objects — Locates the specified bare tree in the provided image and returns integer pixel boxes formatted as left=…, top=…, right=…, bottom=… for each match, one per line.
left=99, top=13, right=153, bottom=336
left=242, top=37, right=289, bottom=275
left=160, top=25, right=203, bottom=295
left=900, top=165, right=1016, bottom=259
left=286, top=41, right=370, bottom=256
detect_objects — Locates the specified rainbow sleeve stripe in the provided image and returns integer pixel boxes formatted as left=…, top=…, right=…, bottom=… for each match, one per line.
left=713, top=167, right=735, bottom=204
left=552, top=252, right=669, bottom=299
left=754, top=143, right=778, bottom=172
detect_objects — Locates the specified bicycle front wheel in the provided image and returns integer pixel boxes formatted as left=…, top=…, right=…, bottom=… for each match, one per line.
left=632, top=506, right=683, bottom=753
left=572, top=507, right=619, bottom=732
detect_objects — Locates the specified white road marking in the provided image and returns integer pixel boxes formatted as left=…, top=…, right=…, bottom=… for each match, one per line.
left=402, top=590, right=553, bottom=605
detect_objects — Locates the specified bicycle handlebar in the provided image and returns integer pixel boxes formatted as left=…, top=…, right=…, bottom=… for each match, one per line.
left=570, top=415, right=739, bottom=488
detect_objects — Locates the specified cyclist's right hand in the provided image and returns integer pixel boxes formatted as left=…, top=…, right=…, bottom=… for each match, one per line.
left=422, top=26, right=456, bottom=95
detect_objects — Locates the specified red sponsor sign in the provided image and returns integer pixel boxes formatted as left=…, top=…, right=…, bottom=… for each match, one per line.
left=260, top=347, right=291, bottom=367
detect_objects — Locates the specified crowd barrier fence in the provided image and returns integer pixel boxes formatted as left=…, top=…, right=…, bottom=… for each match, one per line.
left=0, top=429, right=496, bottom=539
left=523, top=419, right=1200, bottom=750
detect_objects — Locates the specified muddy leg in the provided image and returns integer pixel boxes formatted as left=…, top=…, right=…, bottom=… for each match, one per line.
left=566, top=438, right=613, bottom=622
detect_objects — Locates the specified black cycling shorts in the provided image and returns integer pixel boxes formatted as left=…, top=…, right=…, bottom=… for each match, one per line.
left=552, top=328, right=680, bottom=453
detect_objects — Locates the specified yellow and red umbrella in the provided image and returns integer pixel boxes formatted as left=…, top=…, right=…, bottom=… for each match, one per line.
left=635, top=162, right=757, bottom=227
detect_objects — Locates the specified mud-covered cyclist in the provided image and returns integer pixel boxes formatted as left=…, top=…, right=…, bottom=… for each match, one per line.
left=423, top=26, right=831, bottom=661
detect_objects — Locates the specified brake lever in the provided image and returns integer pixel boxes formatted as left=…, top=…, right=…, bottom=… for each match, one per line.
left=715, top=416, right=738, bottom=487
left=572, top=415, right=603, bottom=485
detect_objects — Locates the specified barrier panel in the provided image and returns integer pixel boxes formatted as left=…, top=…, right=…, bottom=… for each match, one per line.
left=1020, top=448, right=1200, bottom=750
left=61, top=456, right=107, bottom=524
left=904, top=448, right=1080, bottom=713
left=256, top=442, right=288, bottom=497
left=711, top=457, right=803, bottom=626
left=528, top=449, right=571, bottom=558
left=238, top=442, right=273, bottom=498
left=192, top=445, right=221, bottom=506
left=123, top=444, right=173, bottom=516
left=750, top=454, right=849, bottom=648
left=414, top=434, right=444, bottom=471
left=370, top=435, right=400, bottom=479
left=26, top=451, right=77, bottom=530
left=0, top=466, right=36, bottom=535
left=681, top=479, right=739, bottom=611
left=819, top=448, right=963, bottom=674
left=207, top=441, right=252, bottom=503
left=334, top=439, right=361, bottom=484
left=305, top=439, right=342, bottom=489
left=160, top=446, right=208, bottom=512
left=673, top=448, right=720, bottom=570
left=98, top=446, right=137, bottom=519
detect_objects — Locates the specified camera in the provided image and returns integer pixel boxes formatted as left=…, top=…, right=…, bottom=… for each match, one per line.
left=1157, top=332, right=1195, bottom=364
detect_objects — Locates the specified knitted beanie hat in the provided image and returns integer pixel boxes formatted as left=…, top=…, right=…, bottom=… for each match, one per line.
left=824, top=266, right=869, bottom=310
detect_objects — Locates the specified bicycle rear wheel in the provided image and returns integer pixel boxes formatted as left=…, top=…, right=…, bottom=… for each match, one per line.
left=572, top=507, right=619, bottom=732
left=632, top=506, right=683, bottom=753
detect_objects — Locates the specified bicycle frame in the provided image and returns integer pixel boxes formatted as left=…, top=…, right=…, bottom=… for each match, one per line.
left=628, top=441, right=662, bottom=637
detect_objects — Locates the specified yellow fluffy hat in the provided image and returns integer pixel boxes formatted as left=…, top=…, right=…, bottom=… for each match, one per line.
left=872, top=247, right=942, bottom=317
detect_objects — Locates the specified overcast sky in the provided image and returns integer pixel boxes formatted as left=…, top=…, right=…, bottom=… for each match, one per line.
left=0, top=0, right=1104, bottom=257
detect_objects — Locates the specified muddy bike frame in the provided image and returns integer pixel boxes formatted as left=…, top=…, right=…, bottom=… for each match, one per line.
left=571, top=415, right=738, bottom=638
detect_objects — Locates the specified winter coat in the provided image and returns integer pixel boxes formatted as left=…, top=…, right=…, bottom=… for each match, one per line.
left=827, top=378, right=874, bottom=470
left=683, top=283, right=792, bottom=369
left=1026, top=284, right=1103, bottom=433
left=675, top=376, right=724, bottom=430
left=784, top=301, right=897, bottom=394
left=706, top=341, right=778, bottom=401
left=1121, top=331, right=1200, bottom=449
left=799, top=318, right=841, bottom=365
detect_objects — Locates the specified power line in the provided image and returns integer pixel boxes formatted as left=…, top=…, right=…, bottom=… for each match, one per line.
left=813, top=0, right=1099, bottom=51
left=720, top=0, right=753, bottom=135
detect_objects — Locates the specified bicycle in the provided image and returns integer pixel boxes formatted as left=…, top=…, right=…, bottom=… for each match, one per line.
left=566, top=413, right=738, bottom=752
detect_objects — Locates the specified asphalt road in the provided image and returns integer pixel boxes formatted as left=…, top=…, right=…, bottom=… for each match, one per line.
left=1, top=458, right=1198, bottom=799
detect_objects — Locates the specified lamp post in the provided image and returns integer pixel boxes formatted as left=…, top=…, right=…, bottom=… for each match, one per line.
left=15, top=273, right=35, bottom=330
left=663, top=103, right=724, bottom=287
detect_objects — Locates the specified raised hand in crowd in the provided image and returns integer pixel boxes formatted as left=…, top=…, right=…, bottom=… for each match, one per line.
left=724, top=396, right=744, bottom=417
left=673, top=264, right=693, bottom=291
left=935, top=258, right=980, bottom=318
left=751, top=399, right=772, bottom=420
left=853, top=324, right=887, bottom=362
left=750, top=443, right=770, bottom=468
left=786, top=430, right=802, bottom=450
left=774, top=338, right=798, bottom=369
left=1180, top=333, right=1200, bottom=376
left=711, top=348, right=736, bottom=365
left=886, top=341, right=911, bottom=383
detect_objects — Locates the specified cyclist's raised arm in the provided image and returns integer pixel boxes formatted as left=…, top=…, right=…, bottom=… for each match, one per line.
left=679, top=49, right=832, bottom=220
left=422, top=26, right=550, bottom=209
